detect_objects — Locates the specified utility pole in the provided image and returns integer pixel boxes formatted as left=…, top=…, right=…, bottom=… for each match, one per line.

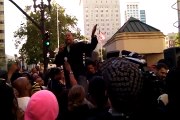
left=33, top=0, right=51, bottom=73
left=9, top=0, right=51, bottom=73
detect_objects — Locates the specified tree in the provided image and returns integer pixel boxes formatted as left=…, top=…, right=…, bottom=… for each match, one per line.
left=14, top=3, right=84, bottom=64
left=175, top=33, right=180, bottom=47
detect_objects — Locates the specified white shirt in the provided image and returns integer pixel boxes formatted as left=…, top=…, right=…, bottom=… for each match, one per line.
left=17, top=97, right=30, bottom=111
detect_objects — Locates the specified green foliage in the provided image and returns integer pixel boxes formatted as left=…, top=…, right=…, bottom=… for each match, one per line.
left=14, top=2, right=84, bottom=64
left=175, top=34, right=180, bottom=47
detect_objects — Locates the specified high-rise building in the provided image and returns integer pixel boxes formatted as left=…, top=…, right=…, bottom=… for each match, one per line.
left=82, top=0, right=121, bottom=43
left=140, top=10, right=146, bottom=23
left=125, top=2, right=139, bottom=21
left=0, top=0, right=5, bottom=70
left=125, top=2, right=146, bottom=23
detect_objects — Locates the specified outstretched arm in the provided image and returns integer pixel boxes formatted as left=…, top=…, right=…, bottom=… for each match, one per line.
left=91, top=24, right=97, bottom=38
left=64, top=61, right=77, bottom=86
left=83, top=24, right=98, bottom=53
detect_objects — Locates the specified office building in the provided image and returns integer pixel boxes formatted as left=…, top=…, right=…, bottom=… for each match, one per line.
left=82, top=0, right=121, bottom=43
left=140, top=10, right=146, bottom=23
left=125, top=2, right=146, bottom=23
left=0, top=0, right=5, bottom=70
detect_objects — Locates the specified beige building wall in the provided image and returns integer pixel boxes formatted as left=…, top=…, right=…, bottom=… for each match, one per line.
left=105, top=32, right=165, bottom=53
left=104, top=32, right=165, bottom=65
left=145, top=53, right=164, bottom=66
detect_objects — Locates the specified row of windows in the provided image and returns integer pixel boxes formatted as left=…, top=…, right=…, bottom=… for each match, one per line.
left=127, top=10, right=138, bottom=12
left=86, top=14, right=119, bottom=17
left=85, top=18, right=119, bottom=22
left=95, top=0, right=118, bottom=3
left=86, top=23, right=119, bottom=30
left=85, top=5, right=119, bottom=9
left=86, top=9, right=119, bottom=13
left=127, top=15, right=139, bottom=18
left=86, top=31, right=115, bottom=36
left=127, top=5, right=138, bottom=9
left=0, top=30, right=4, bottom=33
left=140, top=15, right=146, bottom=17
left=0, top=39, right=4, bottom=43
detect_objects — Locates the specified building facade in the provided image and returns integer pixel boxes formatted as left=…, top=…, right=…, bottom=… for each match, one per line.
left=82, top=0, right=121, bottom=44
left=0, top=0, right=5, bottom=70
left=125, top=2, right=146, bottom=23
left=125, top=2, right=139, bottom=21
left=104, top=17, right=165, bottom=66
left=140, top=10, right=146, bottom=23
left=165, top=33, right=177, bottom=48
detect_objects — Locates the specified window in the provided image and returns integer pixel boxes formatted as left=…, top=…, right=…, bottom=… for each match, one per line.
left=0, top=21, right=4, bottom=24
left=86, top=15, right=88, bottom=17
left=0, top=39, right=4, bottom=43
left=0, top=11, right=4, bottom=15
left=0, top=30, right=4, bottom=33
left=0, top=2, right=3, bottom=5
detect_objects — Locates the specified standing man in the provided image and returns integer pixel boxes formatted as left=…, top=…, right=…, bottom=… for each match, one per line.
left=54, top=24, right=98, bottom=88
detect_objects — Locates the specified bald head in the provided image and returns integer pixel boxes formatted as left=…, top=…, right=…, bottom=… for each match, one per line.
left=13, top=77, right=32, bottom=97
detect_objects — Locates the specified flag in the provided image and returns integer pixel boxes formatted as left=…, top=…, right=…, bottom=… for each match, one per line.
left=98, top=30, right=106, bottom=43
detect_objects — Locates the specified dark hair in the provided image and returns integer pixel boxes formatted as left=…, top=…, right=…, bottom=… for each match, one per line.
left=0, top=81, right=17, bottom=120
left=22, top=72, right=33, bottom=85
left=88, top=76, right=108, bottom=108
left=0, top=70, right=8, bottom=81
left=156, top=63, right=168, bottom=70
left=10, top=70, right=22, bottom=84
left=48, top=67, right=62, bottom=80
left=85, top=59, right=96, bottom=69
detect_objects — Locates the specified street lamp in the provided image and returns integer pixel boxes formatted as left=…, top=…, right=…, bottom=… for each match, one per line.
left=33, top=0, right=51, bottom=73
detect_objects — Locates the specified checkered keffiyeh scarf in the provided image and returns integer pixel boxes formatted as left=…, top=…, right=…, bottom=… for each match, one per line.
left=100, top=57, right=143, bottom=100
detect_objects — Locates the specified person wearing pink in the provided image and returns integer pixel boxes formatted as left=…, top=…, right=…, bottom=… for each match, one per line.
left=24, top=90, right=59, bottom=120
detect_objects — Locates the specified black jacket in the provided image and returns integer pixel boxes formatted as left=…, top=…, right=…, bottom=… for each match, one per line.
left=54, top=36, right=98, bottom=80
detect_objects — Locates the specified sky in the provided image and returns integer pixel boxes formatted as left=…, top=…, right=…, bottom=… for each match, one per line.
left=4, top=0, right=178, bottom=57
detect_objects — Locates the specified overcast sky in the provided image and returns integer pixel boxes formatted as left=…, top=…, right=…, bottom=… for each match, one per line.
left=4, top=0, right=178, bottom=56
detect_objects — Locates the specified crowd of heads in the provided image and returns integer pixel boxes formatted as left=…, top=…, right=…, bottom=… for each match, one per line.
left=0, top=50, right=179, bottom=120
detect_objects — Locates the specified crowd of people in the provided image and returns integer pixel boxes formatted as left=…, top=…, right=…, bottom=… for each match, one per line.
left=0, top=24, right=180, bottom=120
